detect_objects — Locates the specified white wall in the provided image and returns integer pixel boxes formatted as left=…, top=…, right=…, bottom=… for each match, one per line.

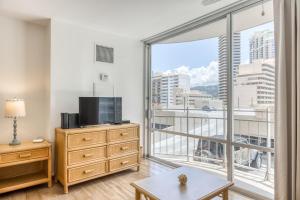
left=50, top=20, right=143, bottom=141
left=0, top=16, right=50, bottom=143
left=0, top=16, right=144, bottom=145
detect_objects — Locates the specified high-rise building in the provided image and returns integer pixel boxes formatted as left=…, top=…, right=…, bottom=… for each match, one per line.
left=218, top=33, right=241, bottom=105
left=249, top=30, right=275, bottom=63
left=152, top=72, right=190, bottom=108
left=152, top=75, right=161, bottom=105
left=234, top=59, right=275, bottom=107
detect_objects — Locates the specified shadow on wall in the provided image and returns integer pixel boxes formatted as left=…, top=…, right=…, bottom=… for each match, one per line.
left=0, top=16, right=50, bottom=144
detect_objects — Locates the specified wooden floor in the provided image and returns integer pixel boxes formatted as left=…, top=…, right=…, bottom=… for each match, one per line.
left=0, top=159, right=252, bottom=200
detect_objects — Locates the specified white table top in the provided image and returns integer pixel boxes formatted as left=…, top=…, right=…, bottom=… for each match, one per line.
left=131, top=166, right=233, bottom=200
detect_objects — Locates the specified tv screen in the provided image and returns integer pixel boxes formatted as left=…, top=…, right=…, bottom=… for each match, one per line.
left=79, top=97, right=122, bottom=126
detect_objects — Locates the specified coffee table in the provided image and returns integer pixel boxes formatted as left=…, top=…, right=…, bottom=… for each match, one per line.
left=131, top=166, right=233, bottom=200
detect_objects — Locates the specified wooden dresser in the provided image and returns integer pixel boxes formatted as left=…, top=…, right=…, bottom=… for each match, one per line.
left=0, top=141, right=52, bottom=194
left=55, top=123, right=140, bottom=193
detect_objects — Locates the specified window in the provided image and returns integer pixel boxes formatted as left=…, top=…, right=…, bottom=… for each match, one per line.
left=232, top=0, right=274, bottom=195
left=145, top=0, right=275, bottom=198
left=151, top=17, right=228, bottom=175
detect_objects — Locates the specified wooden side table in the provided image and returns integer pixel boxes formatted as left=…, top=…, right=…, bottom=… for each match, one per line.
left=0, top=141, right=52, bottom=194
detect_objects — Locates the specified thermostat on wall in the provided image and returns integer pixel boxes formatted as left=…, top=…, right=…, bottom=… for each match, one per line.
left=99, top=73, right=108, bottom=81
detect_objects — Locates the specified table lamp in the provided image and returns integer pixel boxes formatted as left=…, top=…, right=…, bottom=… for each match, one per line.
left=4, top=98, right=26, bottom=145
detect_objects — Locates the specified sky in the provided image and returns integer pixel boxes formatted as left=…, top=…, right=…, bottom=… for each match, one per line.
left=151, top=38, right=218, bottom=72
left=151, top=22, right=274, bottom=87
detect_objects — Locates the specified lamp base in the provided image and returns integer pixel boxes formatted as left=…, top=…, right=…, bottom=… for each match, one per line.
left=9, top=138, right=21, bottom=146
left=9, top=117, right=21, bottom=145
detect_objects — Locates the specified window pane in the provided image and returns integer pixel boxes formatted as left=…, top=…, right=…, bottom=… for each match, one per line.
left=232, top=0, right=275, bottom=196
left=150, top=18, right=227, bottom=176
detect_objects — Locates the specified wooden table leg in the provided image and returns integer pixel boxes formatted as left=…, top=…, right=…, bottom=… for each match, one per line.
left=64, top=185, right=69, bottom=194
left=222, top=190, right=228, bottom=200
left=48, top=147, right=52, bottom=187
left=135, top=189, right=141, bottom=200
left=48, top=178, right=52, bottom=188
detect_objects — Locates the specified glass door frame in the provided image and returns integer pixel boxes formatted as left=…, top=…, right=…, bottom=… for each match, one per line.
left=142, top=0, right=274, bottom=198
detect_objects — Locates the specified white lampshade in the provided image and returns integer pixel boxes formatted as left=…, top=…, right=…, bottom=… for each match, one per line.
left=4, top=98, right=26, bottom=118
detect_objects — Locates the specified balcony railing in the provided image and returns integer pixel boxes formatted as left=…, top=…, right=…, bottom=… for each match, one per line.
left=150, top=107, right=274, bottom=192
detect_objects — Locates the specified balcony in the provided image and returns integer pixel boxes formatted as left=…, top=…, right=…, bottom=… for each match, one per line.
left=150, top=108, right=274, bottom=197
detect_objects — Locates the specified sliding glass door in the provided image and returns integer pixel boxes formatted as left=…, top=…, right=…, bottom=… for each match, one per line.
left=145, top=0, right=275, bottom=198
left=150, top=17, right=228, bottom=177
left=232, top=1, right=275, bottom=195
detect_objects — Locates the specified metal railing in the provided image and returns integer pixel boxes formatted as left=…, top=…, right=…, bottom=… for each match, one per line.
left=150, top=107, right=274, bottom=185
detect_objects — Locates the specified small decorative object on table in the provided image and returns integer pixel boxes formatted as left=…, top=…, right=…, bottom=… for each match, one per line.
left=33, top=137, right=45, bottom=143
left=178, top=174, right=188, bottom=185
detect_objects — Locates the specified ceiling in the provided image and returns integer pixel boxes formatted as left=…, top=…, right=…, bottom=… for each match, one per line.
left=160, top=0, right=273, bottom=44
left=0, top=0, right=241, bottom=39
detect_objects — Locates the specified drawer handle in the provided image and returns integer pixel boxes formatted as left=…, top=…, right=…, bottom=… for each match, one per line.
left=83, top=137, right=92, bottom=141
left=120, top=146, right=129, bottom=151
left=121, top=161, right=129, bottom=165
left=83, top=153, right=93, bottom=158
left=120, top=132, right=128, bottom=136
left=19, top=153, right=31, bottom=158
left=83, top=169, right=95, bottom=174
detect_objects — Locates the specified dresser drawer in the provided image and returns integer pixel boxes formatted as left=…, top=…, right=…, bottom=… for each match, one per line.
left=108, top=141, right=138, bottom=158
left=0, top=148, right=48, bottom=164
left=108, top=128, right=138, bottom=143
left=68, top=146, right=106, bottom=166
left=67, top=131, right=106, bottom=149
left=68, top=161, right=106, bottom=183
left=109, top=154, right=138, bottom=172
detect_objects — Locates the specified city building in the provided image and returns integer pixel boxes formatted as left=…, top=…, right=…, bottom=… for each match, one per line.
left=152, top=72, right=190, bottom=108
left=234, top=59, right=275, bottom=108
left=174, top=88, right=222, bottom=109
left=250, top=30, right=275, bottom=63
left=218, top=33, right=241, bottom=105
left=152, top=75, right=162, bottom=106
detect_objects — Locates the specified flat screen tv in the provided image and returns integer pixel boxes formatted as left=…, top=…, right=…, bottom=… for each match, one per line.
left=79, top=97, right=122, bottom=126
